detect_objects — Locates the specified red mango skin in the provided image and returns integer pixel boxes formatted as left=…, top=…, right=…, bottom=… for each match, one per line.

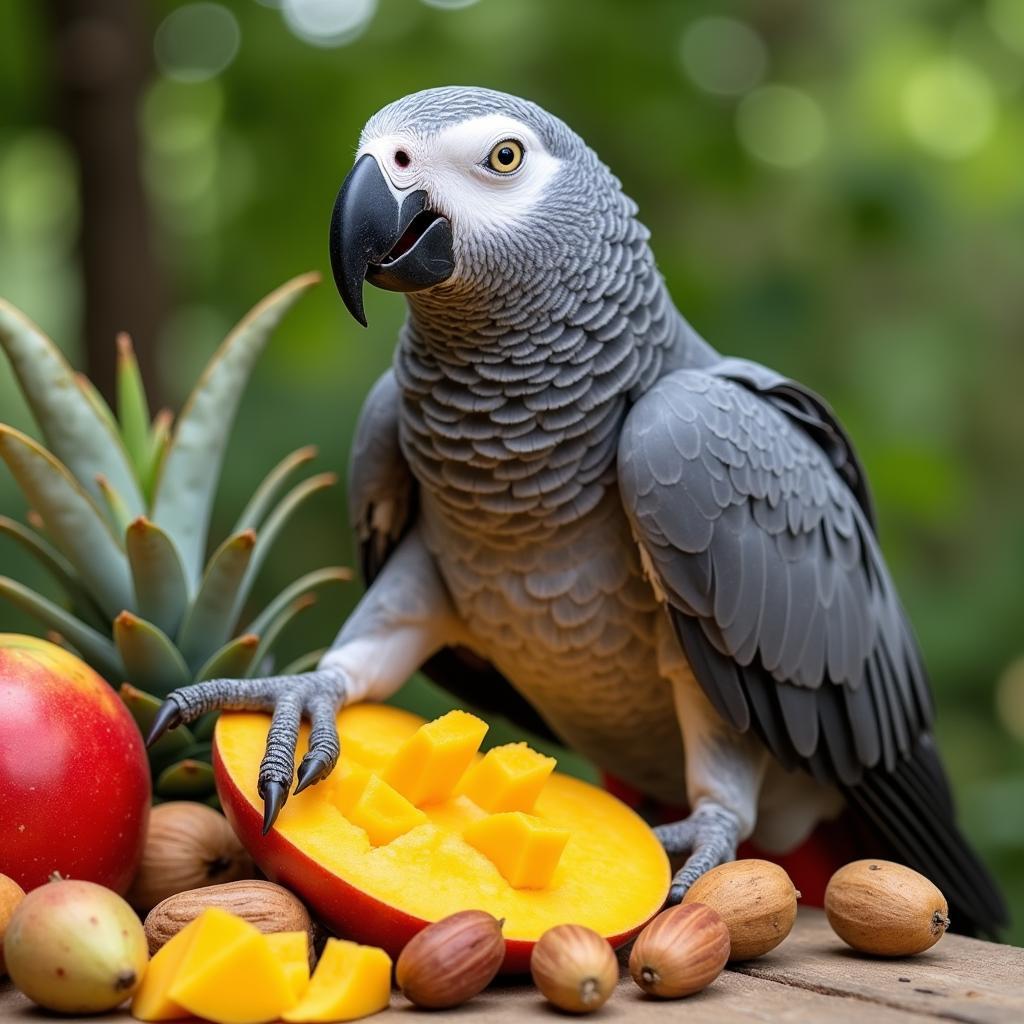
left=0, top=635, right=150, bottom=893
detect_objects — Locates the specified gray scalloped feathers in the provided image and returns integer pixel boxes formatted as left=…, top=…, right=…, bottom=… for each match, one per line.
left=346, top=87, right=1005, bottom=935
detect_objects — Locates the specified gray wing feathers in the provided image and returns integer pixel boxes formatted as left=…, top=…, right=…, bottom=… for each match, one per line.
left=618, top=367, right=931, bottom=784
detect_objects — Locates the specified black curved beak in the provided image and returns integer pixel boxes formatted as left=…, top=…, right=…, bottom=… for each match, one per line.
left=329, top=154, right=455, bottom=326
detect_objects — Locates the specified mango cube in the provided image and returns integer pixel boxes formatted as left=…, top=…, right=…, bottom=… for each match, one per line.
left=166, top=908, right=295, bottom=1024
left=266, top=931, right=311, bottom=1000
left=463, top=811, right=570, bottom=889
left=334, top=761, right=428, bottom=846
left=459, top=742, right=556, bottom=813
left=383, top=709, right=488, bottom=806
left=131, top=917, right=201, bottom=1021
left=283, top=938, right=392, bottom=1022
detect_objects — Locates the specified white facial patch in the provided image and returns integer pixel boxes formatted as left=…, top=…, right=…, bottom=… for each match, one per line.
left=357, top=114, right=561, bottom=240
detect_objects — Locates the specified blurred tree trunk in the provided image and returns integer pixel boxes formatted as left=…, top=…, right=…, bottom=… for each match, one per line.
left=45, top=0, right=164, bottom=405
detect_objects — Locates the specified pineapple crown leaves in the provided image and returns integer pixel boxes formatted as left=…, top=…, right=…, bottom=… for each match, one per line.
left=0, top=272, right=353, bottom=699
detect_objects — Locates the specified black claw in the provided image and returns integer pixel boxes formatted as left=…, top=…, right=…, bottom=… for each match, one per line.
left=261, top=780, right=289, bottom=834
left=145, top=701, right=182, bottom=747
left=294, top=754, right=331, bottom=795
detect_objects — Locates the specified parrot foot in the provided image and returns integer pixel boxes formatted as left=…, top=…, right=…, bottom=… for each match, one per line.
left=654, top=802, right=741, bottom=904
left=147, top=668, right=350, bottom=833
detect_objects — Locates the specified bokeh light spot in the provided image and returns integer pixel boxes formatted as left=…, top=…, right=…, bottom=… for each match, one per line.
left=154, top=3, right=240, bottom=83
left=282, top=0, right=378, bottom=47
left=421, top=0, right=480, bottom=9
left=996, top=656, right=1024, bottom=742
left=902, top=57, right=996, bottom=159
left=679, top=16, right=768, bottom=97
left=987, top=0, right=1024, bottom=56
left=736, top=85, right=826, bottom=168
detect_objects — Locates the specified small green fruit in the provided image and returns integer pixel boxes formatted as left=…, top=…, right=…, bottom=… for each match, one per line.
left=5, top=876, right=149, bottom=1013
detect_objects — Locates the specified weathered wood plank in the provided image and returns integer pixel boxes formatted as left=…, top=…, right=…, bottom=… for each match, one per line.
left=732, top=909, right=1024, bottom=1024
left=0, top=971, right=945, bottom=1024
left=1, top=909, right=1019, bottom=1023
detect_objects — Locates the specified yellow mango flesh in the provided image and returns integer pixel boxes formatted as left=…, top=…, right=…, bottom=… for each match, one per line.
left=459, top=742, right=556, bottom=813
left=334, top=763, right=428, bottom=846
left=283, top=938, right=391, bottom=1022
left=464, top=811, right=570, bottom=889
left=265, top=932, right=310, bottom=999
left=131, top=917, right=200, bottom=1021
left=216, top=704, right=671, bottom=944
left=166, top=909, right=294, bottom=1024
left=383, top=709, right=488, bottom=805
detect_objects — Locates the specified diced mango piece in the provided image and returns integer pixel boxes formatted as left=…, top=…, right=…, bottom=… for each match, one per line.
left=459, top=742, right=557, bottom=813
left=266, top=931, right=310, bottom=1000
left=464, top=811, right=570, bottom=889
left=383, top=709, right=488, bottom=806
left=167, top=908, right=294, bottom=1024
left=333, top=761, right=429, bottom=845
left=131, top=917, right=201, bottom=1021
left=283, top=938, right=392, bottom=1022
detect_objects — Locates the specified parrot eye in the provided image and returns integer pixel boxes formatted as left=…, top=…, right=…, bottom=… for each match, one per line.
left=486, top=139, right=524, bottom=174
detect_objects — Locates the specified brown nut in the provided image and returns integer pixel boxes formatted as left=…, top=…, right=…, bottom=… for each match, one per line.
left=144, top=880, right=312, bottom=958
left=396, top=910, right=505, bottom=1008
left=530, top=924, right=618, bottom=1013
left=127, top=802, right=253, bottom=913
left=629, top=903, right=730, bottom=999
left=682, top=859, right=800, bottom=960
left=825, top=859, right=949, bottom=956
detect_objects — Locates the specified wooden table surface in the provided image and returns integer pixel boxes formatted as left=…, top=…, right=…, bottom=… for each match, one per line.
left=2, top=910, right=1021, bottom=1023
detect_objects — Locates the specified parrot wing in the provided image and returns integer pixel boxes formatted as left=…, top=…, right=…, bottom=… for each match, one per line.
left=618, top=361, right=1007, bottom=934
left=349, top=368, right=558, bottom=740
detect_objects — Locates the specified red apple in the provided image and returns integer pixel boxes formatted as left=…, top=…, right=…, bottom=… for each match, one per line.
left=0, top=634, right=150, bottom=893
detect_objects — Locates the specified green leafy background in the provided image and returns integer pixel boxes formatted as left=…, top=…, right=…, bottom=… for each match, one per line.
left=1, top=0, right=1022, bottom=939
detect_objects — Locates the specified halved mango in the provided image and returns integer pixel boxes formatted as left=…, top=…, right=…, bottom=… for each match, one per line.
left=283, top=938, right=391, bottom=1022
left=213, top=704, right=670, bottom=972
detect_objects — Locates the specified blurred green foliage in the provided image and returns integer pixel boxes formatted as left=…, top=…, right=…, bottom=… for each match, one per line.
left=1, top=0, right=1022, bottom=937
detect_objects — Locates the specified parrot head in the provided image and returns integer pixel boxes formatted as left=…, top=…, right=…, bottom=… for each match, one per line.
left=329, top=86, right=630, bottom=326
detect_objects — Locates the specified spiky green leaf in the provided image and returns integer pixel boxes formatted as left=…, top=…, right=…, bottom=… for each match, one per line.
left=233, top=446, right=318, bottom=533
left=125, top=517, right=189, bottom=638
left=96, top=475, right=133, bottom=537
left=250, top=593, right=317, bottom=670
left=116, top=333, right=152, bottom=478
left=0, top=576, right=122, bottom=679
left=0, top=300, right=144, bottom=513
left=0, top=515, right=106, bottom=628
left=151, top=273, right=320, bottom=586
left=280, top=648, right=326, bottom=675
left=74, top=373, right=119, bottom=435
left=155, top=758, right=216, bottom=799
left=114, top=611, right=190, bottom=695
left=0, top=426, right=133, bottom=618
left=238, top=472, right=337, bottom=613
left=141, top=409, right=173, bottom=503
left=119, top=682, right=196, bottom=771
left=245, top=566, right=350, bottom=637
left=176, top=530, right=256, bottom=671
left=196, top=633, right=260, bottom=681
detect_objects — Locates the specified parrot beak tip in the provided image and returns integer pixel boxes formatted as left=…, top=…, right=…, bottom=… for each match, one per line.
left=329, top=153, right=453, bottom=326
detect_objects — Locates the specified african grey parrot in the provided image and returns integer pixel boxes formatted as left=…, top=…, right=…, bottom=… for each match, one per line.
left=150, top=86, right=1006, bottom=935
